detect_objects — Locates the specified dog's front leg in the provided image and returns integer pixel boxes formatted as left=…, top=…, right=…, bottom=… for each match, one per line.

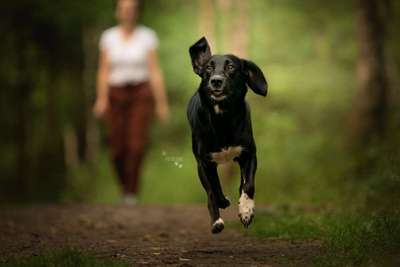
left=197, top=161, right=225, bottom=234
left=238, top=153, right=257, bottom=227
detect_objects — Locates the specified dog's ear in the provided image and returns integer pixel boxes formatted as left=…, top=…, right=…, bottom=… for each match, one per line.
left=189, top=37, right=212, bottom=76
left=242, top=59, right=268, bottom=96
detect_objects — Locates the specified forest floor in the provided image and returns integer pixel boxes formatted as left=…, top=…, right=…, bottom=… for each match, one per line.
left=0, top=204, right=321, bottom=267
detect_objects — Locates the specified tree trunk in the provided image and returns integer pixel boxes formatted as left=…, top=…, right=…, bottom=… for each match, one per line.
left=15, top=79, right=32, bottom=199
left=14, top=34, right=33, bottom=200
left=82, top=26, right=100, bottom=163
left=199, top=0, right=216, bottom=48
left=350, top=0, right=388, bottom=145
left=230, top=0, right=249, bottom=57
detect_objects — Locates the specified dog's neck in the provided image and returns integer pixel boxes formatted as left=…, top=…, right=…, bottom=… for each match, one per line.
left=209, top=99, right=232, bottom=116
left=199, top=91, right=247, bottom=119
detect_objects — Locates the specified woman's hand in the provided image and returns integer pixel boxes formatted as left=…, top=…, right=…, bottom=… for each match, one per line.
left=94, top=50, right=110, bottom=119
left=93, top=96, right=109, bottom=119
left=148, top=49, right=170, bottom=124
left=155, top=102, right=170, bottom=123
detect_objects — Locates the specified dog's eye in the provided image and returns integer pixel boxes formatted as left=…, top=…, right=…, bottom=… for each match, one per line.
left=206, top=65, right=213, bottom=73
left=227, top=64, right=235, bottom=71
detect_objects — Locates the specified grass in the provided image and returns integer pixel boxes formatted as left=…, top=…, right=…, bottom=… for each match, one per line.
left=316, top=213, right=400, bottom=267
left=2, top=213, right=399, bottom=267
left=231, top=207, right=400, bottom=267
left=0, top=249, right=128, bottom=267
left=230, top=207, right=327, bottom=240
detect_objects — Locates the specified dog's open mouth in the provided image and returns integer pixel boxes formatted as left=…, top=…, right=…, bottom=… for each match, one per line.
left=210, top=91, right=227, bottom=101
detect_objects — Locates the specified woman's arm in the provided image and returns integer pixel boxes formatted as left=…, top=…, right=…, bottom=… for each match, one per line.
left=148, top=49, right=170, bottom=123
left=93, top=50, right=110, bottom=119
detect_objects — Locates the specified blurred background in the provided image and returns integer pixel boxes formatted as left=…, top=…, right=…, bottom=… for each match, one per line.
left=1, top=0, right=399, bottom=211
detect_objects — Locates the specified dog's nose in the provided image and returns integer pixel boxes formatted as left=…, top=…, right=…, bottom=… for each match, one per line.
left=210, top=77, right=224, bottom=89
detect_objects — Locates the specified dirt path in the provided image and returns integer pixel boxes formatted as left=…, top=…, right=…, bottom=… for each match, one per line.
left=0, top=204, right=321, bottom=266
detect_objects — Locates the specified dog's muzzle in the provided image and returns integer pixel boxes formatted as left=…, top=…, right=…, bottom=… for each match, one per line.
left=209, top=75, right=225, bottom=90
left=209, top=75, right=226, bottom=100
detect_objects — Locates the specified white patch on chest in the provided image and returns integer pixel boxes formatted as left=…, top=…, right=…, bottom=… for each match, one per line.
left=210, top=146, right=243, bottom=164
left=214, top=104, right=223, bottom=114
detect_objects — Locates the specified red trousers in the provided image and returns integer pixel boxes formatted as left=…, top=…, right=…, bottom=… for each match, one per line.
left=106, top=82, right=154, bottom=194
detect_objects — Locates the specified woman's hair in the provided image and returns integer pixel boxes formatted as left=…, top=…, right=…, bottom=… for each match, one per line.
left=114, top=0, right=143, bottom=21
left=114, top=0, right=141, bottom=9
left=114, top=0, right=143, bottom=19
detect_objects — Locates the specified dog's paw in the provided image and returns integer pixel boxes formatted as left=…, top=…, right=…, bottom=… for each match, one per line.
left=211, top=218, right=224, bottom=234
left=217, top=196, right=231, bottom=209
left=238, top=192, right=255, bottom=228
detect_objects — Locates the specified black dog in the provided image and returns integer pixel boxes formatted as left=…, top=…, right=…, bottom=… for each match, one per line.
left=187, top=37, right=268, bottom=233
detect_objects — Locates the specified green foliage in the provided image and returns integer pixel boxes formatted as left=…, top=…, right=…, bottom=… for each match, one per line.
left=62, top=151, right=121, bottom=203
left=230, top=207, right=326, bottom=240
left=1, top=0, right=399, bottom=211
left=0, top=249, right=128, bottom=267
left=32, top=0, right=396, bottom=209
left=230, top=207, right=400, bottom=267
left=316, top=213, right=400, bottom=267
left=134, top=0, right=358, bottom=206
left=1, top=1, right=400, bottom=266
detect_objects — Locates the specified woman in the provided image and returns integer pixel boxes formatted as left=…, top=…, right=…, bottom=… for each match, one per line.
left=93, top=0, right=169, bottom=204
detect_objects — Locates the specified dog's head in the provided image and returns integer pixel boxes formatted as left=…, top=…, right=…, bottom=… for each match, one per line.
left=189, top=37, right=268, bottom=103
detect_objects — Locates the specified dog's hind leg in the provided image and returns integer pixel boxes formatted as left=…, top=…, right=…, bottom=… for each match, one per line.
left=197, top=162, right=226, bottom=234
left=238, top=154, right=257, bottom=228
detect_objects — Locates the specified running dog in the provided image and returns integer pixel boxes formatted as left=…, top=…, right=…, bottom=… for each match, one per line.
left=187, top=37, right=268, bottom=233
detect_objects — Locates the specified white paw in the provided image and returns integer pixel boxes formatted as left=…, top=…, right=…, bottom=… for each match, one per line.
left=212, top=218, right=224, bottom=234
left=238, top=191, right=254, bottom=227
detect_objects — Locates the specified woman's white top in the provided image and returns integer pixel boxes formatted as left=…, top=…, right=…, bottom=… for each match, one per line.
left=99, top=25, right=159, bottom=86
